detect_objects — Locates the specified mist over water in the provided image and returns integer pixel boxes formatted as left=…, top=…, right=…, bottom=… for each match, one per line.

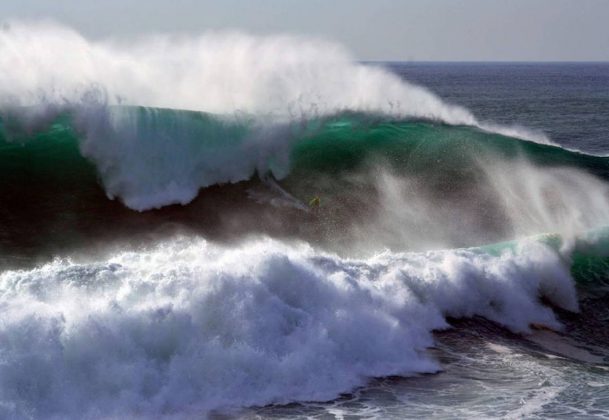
left=0, top=22, right=474, bottom=119
left=1, top=23, right=609, bottom=419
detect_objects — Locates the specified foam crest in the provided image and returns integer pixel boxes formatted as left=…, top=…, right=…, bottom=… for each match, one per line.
left=479, top=122, right=555, bottom=146
left=0, top=236, right=577, bottom=418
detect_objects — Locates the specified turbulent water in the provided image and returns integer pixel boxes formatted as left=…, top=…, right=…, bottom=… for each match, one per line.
left=1, top=23, right=609, bottom=419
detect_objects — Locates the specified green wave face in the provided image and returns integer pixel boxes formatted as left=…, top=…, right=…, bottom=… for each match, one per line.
left=284, top=115, right=609, bottom=251
left=476, top=227, right=609, bottom=289
left=286, top=114, right=609, bottom=217
left=2, top=106, right=609, bottom=277
left=0, top=113, right=93, bottom=182
left=290, top=115, right=609, bottom=177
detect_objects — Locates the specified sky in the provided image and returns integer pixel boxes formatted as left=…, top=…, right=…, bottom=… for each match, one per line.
left=1, top=0, right=608, bottom=61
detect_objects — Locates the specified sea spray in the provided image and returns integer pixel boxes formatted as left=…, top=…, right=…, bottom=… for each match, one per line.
left=0, top=22, right=473, bottom=122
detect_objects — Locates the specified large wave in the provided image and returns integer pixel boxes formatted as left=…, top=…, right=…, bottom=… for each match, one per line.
left=0, top=22, right=555, bottom=212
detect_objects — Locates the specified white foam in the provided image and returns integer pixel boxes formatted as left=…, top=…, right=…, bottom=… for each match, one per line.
left=479, top=121, right=556, bottom=146
left=0, top=236, right=577, bottom=418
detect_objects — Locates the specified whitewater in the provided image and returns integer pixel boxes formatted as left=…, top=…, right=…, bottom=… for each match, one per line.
left=1, top=22, right=609, bottom=419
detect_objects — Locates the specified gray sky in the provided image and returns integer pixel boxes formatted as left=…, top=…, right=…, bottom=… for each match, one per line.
left=2, top=0, right=609, bottom=61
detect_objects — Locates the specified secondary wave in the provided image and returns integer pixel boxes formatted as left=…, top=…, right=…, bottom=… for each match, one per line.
left=0, top=233, right=586, bottom=418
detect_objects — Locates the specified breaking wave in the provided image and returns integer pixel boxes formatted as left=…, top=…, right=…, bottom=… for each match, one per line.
left=2, top=22, right=609, bottom=420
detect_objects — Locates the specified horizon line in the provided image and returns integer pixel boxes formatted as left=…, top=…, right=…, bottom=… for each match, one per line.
left=361, top=60, right=609, bottom=64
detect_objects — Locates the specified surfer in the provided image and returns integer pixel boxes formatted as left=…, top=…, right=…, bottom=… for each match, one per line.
left=308, top=196, right=321, bottom=209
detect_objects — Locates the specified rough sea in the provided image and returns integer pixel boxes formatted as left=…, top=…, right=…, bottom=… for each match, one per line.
left=1, top=23, right=609, bottom=419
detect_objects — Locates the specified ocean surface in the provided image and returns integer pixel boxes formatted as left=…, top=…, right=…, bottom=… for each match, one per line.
left=1, top=24, right=609, bottom=419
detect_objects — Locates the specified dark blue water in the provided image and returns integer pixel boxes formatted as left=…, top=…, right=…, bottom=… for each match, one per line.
left=389, top=62, right=609, bottom=153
